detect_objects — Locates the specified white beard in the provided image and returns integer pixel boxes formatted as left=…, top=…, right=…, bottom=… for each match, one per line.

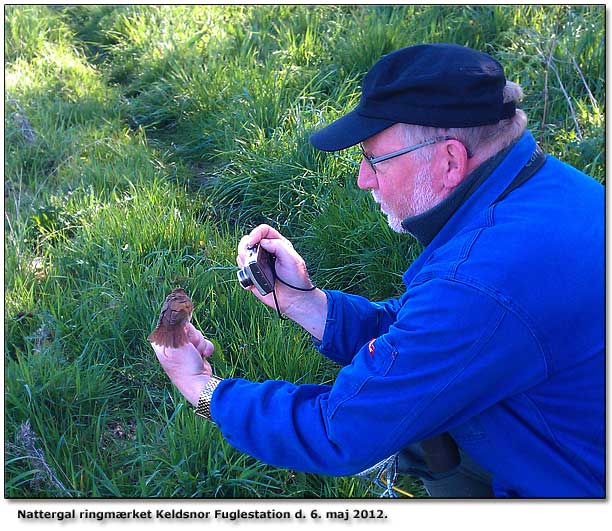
left=372, top=166, right=440, bottom=233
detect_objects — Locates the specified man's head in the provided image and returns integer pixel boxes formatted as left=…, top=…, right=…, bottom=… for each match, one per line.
left=309, top=43, right=527, bottom=231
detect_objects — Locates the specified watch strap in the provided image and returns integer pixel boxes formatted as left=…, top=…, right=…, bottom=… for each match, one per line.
left=195, top=376, right=223, bottom=420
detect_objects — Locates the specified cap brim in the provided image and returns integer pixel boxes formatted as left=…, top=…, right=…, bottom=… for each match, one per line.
left=309, top=109, right=396, bottom=152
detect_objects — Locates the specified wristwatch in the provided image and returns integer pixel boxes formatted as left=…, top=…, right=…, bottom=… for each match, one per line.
left=195, top=376, right=223, bottom=420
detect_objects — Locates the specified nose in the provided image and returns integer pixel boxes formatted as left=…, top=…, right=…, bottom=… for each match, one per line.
left=357, top=159, right=377, bottom=190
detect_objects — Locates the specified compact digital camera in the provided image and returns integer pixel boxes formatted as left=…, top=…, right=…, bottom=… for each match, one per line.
left=237, top=244, right=275, bottom=296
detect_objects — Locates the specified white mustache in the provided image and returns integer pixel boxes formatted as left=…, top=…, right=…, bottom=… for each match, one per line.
left=371, top=191, right=387, bottom=212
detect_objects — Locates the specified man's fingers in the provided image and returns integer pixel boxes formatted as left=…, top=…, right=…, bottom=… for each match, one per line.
left=200, top=339, right=214, bottom=358
left=246, top=224, right=284, bottom=247
left=238, top=235, right=253, bottom=257
left=238, top=225, right=293, bottom=267
left=257, top=238, right=283, bottom=258
left=186, top=323, right=215, bottom=358
left=186, top=322, right=205, bottom=349
left=186, top=322, right=200, bottom=337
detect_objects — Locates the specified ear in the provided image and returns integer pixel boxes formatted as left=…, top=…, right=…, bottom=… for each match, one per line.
left=441, top=140, right=469, bottom=191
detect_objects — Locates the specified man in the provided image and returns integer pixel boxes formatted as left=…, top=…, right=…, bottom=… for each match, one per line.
left=151, top=44, right=604, bottom=497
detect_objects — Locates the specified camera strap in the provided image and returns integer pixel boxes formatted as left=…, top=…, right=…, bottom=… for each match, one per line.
left=269, top=258, right=316, bottom=320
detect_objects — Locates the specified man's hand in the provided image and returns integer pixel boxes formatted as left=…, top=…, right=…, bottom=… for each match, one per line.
left=237, top=224, right=328, bottom=340
left=151, top=322, right=215, bottom=406
left=237, top=224, right=314, bottom=315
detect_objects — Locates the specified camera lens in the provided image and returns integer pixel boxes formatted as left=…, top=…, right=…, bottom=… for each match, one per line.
left=237, top=268, right=253, bottom=288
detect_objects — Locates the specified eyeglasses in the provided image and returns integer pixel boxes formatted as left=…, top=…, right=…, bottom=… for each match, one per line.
left=360, top=135, right=471, bottom=174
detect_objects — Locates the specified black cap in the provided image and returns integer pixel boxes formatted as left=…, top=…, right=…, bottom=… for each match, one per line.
left=309, top=43, right=516, bottom=152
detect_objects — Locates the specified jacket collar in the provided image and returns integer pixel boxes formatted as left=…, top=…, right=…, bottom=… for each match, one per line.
left=401, top=142, right=515, bottom=247
left=402, top=131, right=539, bottom=288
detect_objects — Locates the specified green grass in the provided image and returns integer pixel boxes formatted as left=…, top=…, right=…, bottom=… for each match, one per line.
left=4, top=5, right=604, bottom=498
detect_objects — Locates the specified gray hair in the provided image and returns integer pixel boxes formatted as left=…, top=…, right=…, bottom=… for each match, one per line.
left=402, top=80, right=528, bottom=162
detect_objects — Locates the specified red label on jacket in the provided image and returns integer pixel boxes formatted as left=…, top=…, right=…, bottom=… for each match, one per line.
left=368, top=338, right=376, bottom=357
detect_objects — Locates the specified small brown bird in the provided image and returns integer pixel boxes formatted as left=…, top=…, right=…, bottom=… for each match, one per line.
left=147, top=288, right=194, bottom=348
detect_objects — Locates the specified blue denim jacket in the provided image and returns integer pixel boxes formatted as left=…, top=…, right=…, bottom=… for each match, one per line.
left=211, top=132, right=604, bottom=497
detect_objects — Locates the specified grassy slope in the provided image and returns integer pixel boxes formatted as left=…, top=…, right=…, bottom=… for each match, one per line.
left=4, top=5, right=604, bottom=498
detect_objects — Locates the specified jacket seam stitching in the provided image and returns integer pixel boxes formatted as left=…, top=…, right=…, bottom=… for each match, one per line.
left=451, top=226, right=486, bottom=276
left=523, top=393, right=604, bottom=486
left=411, top=273, right=552, bottom=376
left=327, top=340, right=397, bottom=420
left=450, top=273, right=552, bottom=376
left=390, top=305, right=508, bottom=442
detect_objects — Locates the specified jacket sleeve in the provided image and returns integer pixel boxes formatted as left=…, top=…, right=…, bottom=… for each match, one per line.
left=314, top=289, right=406, bottom=366
left=210, top=278, right=548, bottom=476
